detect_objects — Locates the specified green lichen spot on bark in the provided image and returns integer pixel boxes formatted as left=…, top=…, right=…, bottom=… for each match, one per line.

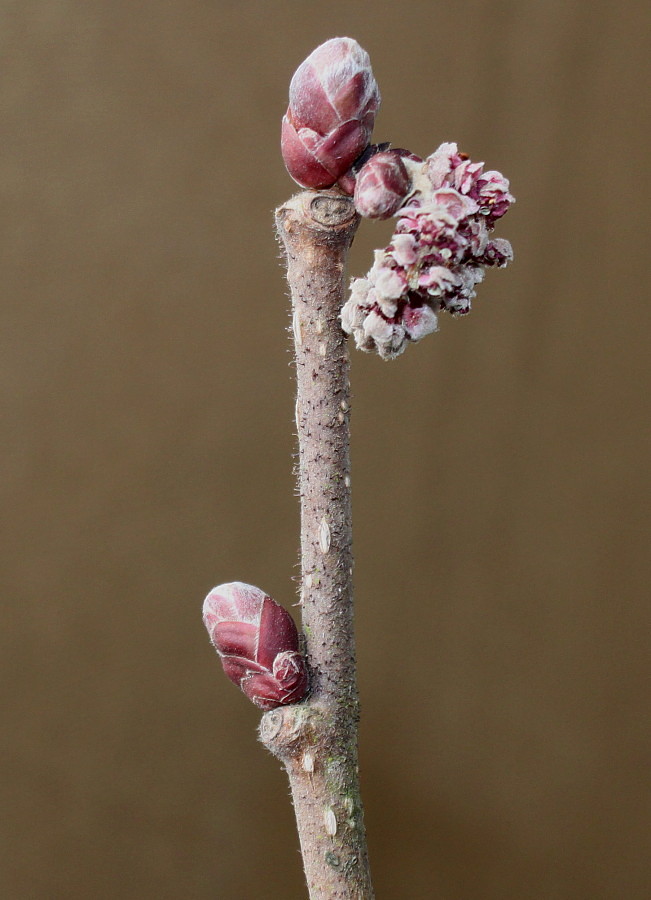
left=325, top=850, right=341, bottom=869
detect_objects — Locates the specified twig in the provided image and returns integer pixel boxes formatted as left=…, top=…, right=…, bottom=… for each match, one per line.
left=259, top=190, right=374, bottom=899
left=203, top=36, right=515, bottom=900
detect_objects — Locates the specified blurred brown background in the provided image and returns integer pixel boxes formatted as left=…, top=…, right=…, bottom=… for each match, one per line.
left=2, top=2, right=649, bottom=898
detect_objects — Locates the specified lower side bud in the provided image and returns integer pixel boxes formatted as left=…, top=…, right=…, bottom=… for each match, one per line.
left=202, top=582, right=309, bottom=710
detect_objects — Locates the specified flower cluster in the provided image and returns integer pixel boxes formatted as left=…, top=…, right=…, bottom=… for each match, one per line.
left=341, top=142, right=515, bottom=359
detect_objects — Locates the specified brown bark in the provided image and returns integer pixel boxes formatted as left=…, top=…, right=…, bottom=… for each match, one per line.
left=259, top=191, right=374, bottom=899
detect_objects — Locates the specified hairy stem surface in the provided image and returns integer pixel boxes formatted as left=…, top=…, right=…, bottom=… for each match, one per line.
left=259, top=191, right=373, bottom=899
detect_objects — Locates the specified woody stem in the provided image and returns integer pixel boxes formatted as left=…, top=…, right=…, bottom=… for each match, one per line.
left=259, top=191, right=374, bottom=900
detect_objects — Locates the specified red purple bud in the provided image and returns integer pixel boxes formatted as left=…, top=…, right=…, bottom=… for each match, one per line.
left=353, top=150, right=412, bottom=219
left=203, top=582, right=309, bottom=710
left=281, top=37, right=381, bottom=189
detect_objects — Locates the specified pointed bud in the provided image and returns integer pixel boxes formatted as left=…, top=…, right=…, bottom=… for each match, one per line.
left=203, top=582, right=309, bottom=710
left=281, top=37, right=381, bottom=189
left=353, top=150, right=412, bottom=219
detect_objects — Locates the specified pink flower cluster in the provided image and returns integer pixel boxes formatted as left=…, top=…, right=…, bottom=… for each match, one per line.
left=341, top=142, right=515, bottom=359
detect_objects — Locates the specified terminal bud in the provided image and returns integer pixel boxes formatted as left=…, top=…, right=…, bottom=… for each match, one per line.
left=281, top=37, right=380, bottom=189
